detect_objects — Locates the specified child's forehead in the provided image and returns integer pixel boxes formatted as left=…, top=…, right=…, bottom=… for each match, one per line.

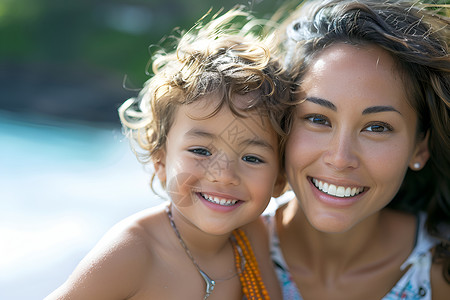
left=186, top=91, right=263, bottom=117
left=175, top=92, right=277, bottom=149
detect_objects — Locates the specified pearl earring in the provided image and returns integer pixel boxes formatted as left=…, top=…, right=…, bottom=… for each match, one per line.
left=413, top=162, right=420, bottom=169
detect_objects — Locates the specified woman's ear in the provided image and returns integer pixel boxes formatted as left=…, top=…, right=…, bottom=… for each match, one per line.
left=409, top=131, right=430, bottom=171
left=153, top=150, right=167, bottom=184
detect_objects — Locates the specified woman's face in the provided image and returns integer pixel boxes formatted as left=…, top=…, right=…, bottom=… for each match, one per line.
left=285, top=44, right=429, bottom=233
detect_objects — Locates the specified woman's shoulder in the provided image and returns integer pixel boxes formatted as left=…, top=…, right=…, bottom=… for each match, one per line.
left=430, top=220, right=450, bottom=299
left=431, top=259, right=450, bottom=300
left=385, top=209, right=450, bottom=299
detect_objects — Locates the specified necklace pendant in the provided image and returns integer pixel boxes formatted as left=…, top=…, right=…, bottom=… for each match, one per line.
left=199, top=269, right=215, bottom=299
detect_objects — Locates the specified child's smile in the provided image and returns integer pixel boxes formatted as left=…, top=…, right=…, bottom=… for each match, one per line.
left=199, top=192, right=240, bottom=206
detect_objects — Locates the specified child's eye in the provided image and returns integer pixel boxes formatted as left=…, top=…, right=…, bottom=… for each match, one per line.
left=305, top=114, right=330, bottom=126
left=242, top=155, right=264, bottom=164
left=189, top=148, right=211, bottom=156
left=363, top=122, right=393, bottom=133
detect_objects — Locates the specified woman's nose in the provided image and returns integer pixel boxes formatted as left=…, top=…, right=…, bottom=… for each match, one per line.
left=323, top=132, right=359, bottom=171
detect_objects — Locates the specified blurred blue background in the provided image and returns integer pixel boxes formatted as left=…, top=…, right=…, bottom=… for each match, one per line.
left=0, top=0, right=287, bottom=299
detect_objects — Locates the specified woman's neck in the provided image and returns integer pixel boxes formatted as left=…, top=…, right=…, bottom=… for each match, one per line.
left=279, top=199, right=387, bottom=279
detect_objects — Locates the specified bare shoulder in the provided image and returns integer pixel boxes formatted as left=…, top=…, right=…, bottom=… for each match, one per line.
left=242, top=216, right=269, bottom=247
left=431, top=257, right=450, bottom=300
left=386, top=210, right=450, bottom=299
left=45, top=203, right=169, bottom=300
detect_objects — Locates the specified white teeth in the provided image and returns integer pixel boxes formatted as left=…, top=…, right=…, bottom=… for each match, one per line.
left=336, top=186, right=345, bottom=197
left=328, top=184, right=336, bottom=195
left=345, top=187, right=351, bottom=197
left=201, top=193, right=238, bottom=206
left=312, top=178, right=364, bottom=198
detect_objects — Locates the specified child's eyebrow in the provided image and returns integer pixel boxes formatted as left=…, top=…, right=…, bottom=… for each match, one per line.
left=239, top=138, right=275, bottom=152
left=185, top=128, right=274, bottom=151
left=185, top=128, right=216, bottom=139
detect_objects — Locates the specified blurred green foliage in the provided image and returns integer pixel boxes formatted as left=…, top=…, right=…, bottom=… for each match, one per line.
left=1, top=0, right=447, bottom=84
left=0, top=0, right=446, bottom=124
left=0, top=0, right=286, bottom=86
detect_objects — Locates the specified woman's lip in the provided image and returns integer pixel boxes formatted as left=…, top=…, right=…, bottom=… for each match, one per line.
left=309, top=177, right=365, bottom=190
left=308, top=178, right=366, bottom=208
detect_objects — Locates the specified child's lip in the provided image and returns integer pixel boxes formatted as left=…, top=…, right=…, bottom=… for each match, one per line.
left=198, top=192, right=241, bottom=205
left=197, top=192, right=244, bottom=211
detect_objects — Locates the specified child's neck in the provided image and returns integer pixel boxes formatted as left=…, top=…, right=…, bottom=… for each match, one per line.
left=167, top=204, right=232, bottom=256
left=166, top=204, right=240, bottom=295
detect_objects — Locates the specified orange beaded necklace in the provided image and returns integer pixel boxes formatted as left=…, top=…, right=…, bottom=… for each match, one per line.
left=232, top=228, right=270, bottom=300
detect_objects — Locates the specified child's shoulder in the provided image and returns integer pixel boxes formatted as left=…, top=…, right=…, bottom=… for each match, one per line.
left=96, top=202, right=174, bottom=271
left=240, top=217, right=271, bottom=256
left=46, top=203, right=170, bottom=299
left=112, top=202, right=170, bottom=243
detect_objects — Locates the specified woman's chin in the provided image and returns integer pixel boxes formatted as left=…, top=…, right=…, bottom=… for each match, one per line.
left=305, top=213, right=358, bottom=234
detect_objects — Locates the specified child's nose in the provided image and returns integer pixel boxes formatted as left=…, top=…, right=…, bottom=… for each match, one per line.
left=208, top=156, right=241, bottom=185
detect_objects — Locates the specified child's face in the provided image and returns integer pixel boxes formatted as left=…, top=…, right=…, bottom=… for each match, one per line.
left=154, top=92, right=282, bottom=235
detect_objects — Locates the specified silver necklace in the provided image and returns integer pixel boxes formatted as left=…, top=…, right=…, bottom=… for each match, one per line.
left=166, top=205, right=244, bottom=300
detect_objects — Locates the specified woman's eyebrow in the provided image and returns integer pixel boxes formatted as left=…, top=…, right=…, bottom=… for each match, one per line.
left=306, top=97, right=402, bottom=115
left=305, top=97, right=337, bottom=111
left=362, top=106, right=402, bottom=115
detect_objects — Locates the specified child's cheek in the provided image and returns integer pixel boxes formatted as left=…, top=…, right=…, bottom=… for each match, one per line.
left=166, top=159, right=203, bottom=208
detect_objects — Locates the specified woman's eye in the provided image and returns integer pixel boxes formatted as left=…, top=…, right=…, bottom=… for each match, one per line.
left=306, top=114, right=330, bottom=126
left=363, top=122, right=393, bottom=133
left=189, top=148, right=211, bottom=156
left=242, top=155, right=264, bottom=164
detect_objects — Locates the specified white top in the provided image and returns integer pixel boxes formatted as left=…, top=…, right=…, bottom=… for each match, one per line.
left=263, top=194, right=440, bottom=300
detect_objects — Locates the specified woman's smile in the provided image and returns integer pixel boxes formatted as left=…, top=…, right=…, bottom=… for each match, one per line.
left=311, top=177, right=365, bottom=198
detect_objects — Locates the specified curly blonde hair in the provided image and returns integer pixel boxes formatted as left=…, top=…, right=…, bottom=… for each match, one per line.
left=118, top=7, right=292, bottom=189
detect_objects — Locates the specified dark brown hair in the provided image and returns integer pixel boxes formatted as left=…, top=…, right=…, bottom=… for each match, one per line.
left=279, top=0, right=450, bottom=280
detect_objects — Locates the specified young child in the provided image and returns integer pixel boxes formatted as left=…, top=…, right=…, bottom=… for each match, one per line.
left=45, top=8, right=290, bottom=300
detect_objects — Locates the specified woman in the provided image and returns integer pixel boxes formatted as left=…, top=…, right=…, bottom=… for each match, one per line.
left=265, top=0, right=450, bottom=299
